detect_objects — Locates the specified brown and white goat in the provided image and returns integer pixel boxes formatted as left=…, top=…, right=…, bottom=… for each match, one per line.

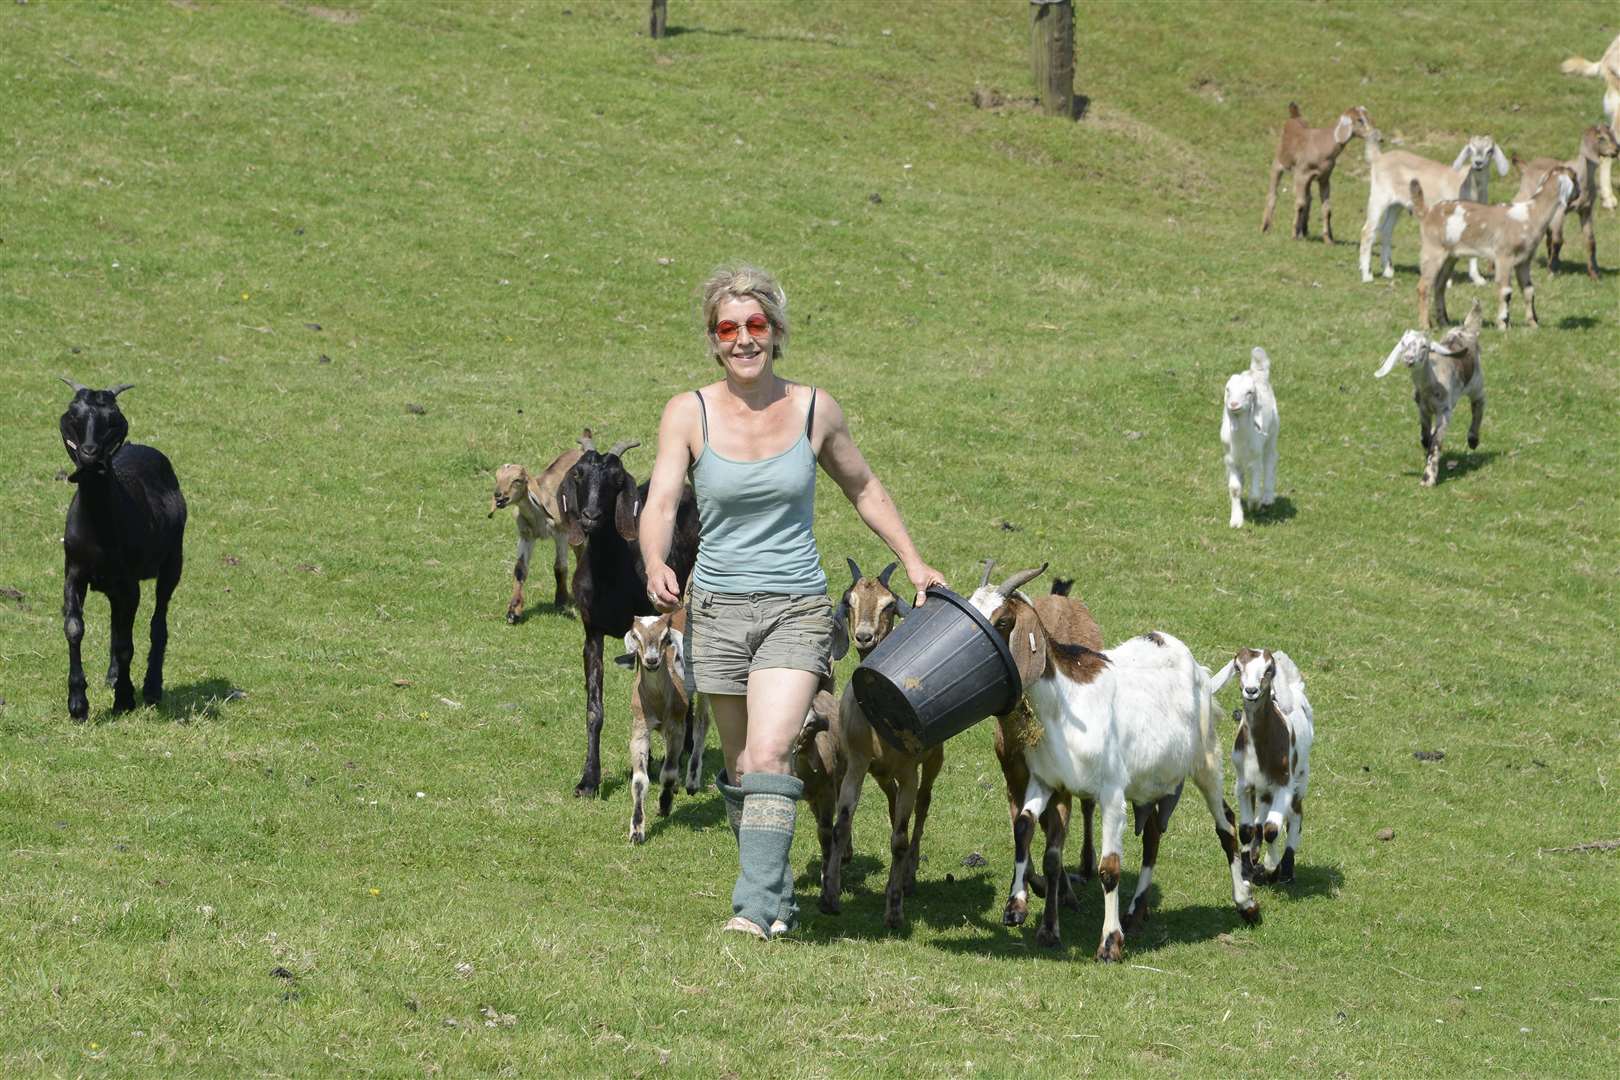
left=1512, top=125, right=1620, bottom=279
left=795, top=687, right=846, bottom=916
left=488, top=447, right=582, bottom=622
left=1375, top=300, right=1486, bottom=487
left=1361, top=132, right=1510, bottom=285
left=1262, top=103, right=1375, bottom=242
left=970, top=563, right=1258, bottom=963
left=614, top=610, right=710, bottom=844
left=821, top=559, right=938, bottom=928
left=1210, top=649, right=1314, bottom=885
left=1412, top=167, right=1578, bottom=330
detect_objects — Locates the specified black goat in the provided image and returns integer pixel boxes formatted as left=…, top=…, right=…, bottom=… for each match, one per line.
left=557, top=430, right=699, bottom=798
left=57, top=378, right=187, bottom=720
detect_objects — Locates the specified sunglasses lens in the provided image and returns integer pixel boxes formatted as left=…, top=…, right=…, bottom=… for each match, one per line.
left=745, top=315, right=771, bottom=336
left=714, top=321, right=740, bottom=341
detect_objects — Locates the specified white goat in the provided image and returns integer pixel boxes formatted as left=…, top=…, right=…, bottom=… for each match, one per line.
left=1561, top=34, right=1620, bottom=210
left=1360, top=132, right=1509, bottom=285
left=970, top=564, right=1258, bottom=964
left=1375, top=299, right=1485, bottom=487
left=615, top=611, right=710, bottom=844
left=1210, top=649, right=1313, bottom=885
left=1221, top=347, right=1279, bottom=528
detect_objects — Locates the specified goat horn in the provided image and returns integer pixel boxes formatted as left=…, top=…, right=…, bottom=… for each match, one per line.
left=877, top=561, right=899, bottom=589
left=578, top=429, right=596, bottom=453
left=846, top=557, right=863, bottom=586
left=60, top=376, right=88, bottom=393
left=607, top=439, right=640, bottom=458
left=108, top=383, right=135, bottom=397
left=995, top=563, right=1049, bottom=596
left=978, top=559, right=996, bottom=590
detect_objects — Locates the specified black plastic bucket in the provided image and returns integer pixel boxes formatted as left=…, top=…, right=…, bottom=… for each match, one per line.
left=850, top=586, right=1022, bottom=754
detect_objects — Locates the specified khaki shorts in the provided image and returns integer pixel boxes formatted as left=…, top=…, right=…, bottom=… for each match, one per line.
left=684, top=587, right=833, bottom=697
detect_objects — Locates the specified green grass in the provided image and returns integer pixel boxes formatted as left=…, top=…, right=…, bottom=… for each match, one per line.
left=2, top=1, right=1618, bottom=1075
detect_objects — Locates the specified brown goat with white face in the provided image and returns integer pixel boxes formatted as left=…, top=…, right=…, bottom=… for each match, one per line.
left=1262, top=103, right=1375, bottom=242
left=1512, top=125, right=1620, bottom=279
left=615, top=609, right=710, bottom=844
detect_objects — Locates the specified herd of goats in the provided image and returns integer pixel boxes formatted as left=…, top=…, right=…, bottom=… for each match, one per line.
left=47, top=38, right=1615, bottom=963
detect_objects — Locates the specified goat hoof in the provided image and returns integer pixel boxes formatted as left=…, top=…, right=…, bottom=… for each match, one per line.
left=505, top=611, right=520, bottom=625
left=1468, top=436, right=1479, bottom=450
left=1094, top=931, right=1124, bottom=964
left=884, top=903, right=904, bottom=931
left=819, top=895, right=841, bottom=916
left=629, top=828, right=645, bottom=845
left=573, top=781, right=600, bottom=799
left=68, top=697, right=89, bottom=722
left=657, top=788, right=675, bottom=817
left=1123, top=903, right=1149, bottom=935
left=1003, top=903, right=1028, bottom=927
left=142, top=687, right=162, bottom=707
left=1239, top=902, right=1262, bottom=926
left=1035, top=925, right=1062, bottom=949
left=112, top=692, right=136, bottom=713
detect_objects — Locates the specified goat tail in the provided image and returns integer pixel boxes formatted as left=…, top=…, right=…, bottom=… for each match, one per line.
left=1409, top=178, right=1428, bottom=216
left=1287, top=101, right=1301, bottom=119
left=1562, top=56, right=1601, bottom=78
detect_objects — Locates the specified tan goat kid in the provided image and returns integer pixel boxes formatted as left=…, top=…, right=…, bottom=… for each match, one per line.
left=1512, top=125, right=1620, bottom=279
left=615, top=610, right=711, bottom=844
left=1412, top=167, right=1578, bottom=331
left=1261, top=103, right=1375, bottom=242
left=488, top=447, right=583, bottom=622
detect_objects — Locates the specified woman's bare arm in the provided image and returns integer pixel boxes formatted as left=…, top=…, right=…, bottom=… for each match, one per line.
left=641, top=392, right=700, bottom=611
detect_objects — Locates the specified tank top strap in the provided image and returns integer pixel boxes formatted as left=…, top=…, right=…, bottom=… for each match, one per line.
left=805, top=387, right=817, bottom=436
left=693, top=389, right=709, bottom=447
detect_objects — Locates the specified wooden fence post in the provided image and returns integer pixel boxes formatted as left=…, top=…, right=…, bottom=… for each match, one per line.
left=1029, top=0, right=1075, bottom=118
left=650, top=0, right=667, bottom=39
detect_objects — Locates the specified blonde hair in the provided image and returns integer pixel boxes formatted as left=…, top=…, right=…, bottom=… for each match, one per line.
left=700, top=263, right=788, bottom=361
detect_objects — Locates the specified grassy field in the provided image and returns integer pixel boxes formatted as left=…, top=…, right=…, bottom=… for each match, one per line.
left=2, top=1, right=1618, bottom=1075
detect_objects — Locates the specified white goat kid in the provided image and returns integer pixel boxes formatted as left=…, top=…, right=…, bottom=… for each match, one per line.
left=1221, top=347, right=1279, bottom=528
left=1210, top=649, right=1313, bottom=885
left=1360, top=133, right=1510, bottom=285
left=970, top=564, right=1258, bottom=964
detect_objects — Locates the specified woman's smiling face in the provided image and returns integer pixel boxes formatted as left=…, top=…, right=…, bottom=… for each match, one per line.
left=711, top=296, right=775, bottom=381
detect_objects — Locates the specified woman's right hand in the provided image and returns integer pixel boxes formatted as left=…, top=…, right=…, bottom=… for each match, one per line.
left=646, top=562, right=681, bottom=613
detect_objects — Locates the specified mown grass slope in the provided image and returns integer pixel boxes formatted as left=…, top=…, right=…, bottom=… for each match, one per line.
left=2, top=2, right=1617, bottom=1075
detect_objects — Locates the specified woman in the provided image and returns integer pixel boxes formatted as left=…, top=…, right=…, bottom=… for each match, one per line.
left=639, top=264, right=944, bottom=939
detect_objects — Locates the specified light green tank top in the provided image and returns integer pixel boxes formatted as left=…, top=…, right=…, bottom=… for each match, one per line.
left=689, top=387, right=827, bottom=595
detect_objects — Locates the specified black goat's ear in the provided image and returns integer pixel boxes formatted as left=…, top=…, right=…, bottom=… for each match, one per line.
left=557, top=472, right=585, bottom=547
left=830, top=592, right=851, bottom=661
left=613, top=653, right=636, bottom=668
left=615, top=479, right=641, bottom=542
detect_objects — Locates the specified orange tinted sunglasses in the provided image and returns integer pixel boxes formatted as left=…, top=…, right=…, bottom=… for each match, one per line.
left=713, top=314, right=772, bottom=342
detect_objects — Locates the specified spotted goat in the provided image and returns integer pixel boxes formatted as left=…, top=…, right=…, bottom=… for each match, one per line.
left=615, top=610, right=710, bottom=843
left=1360, top=131, right=1510, bottom=286
left=1374, top=299, right=1486, bottom=487
left=970, top=563, right=1258, bottom=962
left=1510, top=125, right=1620, bottom=279
left=1210, top=648, right=1314, bottom=884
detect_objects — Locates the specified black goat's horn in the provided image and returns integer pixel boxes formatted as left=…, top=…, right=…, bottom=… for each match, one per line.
left=995, top=563, right=1049, bottom=596
left=846, top=557, right=863, bottom=586
left=60, top=376, right=88, bottom=393
left=978, top=558, right=996, bottom=590
left=108, top=383, right=135, bottom=397
left=607, top=439, right=640, bottom=458
left=578, top=429, right=596, bottom=453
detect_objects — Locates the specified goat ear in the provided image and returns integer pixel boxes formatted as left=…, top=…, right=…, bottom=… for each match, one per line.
left=557, top=473, right=586, bottom=546
left=1492, top=143, right=1509, bottom=176
left=830, top=593, right=851, bottom=662
left=668, top=628, right=685, bottom=669
left=613, top=652, right=636, bottom=669
left=1374, top=342, right=1404, bottom=378
left=1451, top=144, right=1473, bottom=172
left=615, top=481, right=641, bottom=541
left=622, top=632, right=639, bottom=656
left=892, top=591, right=913, bottom=618
left=1333, top=115, right=1352, bottom=144
left=1558, top=173, right=1575, bottom=204
left=1208, top=659, right=1236, bottom=695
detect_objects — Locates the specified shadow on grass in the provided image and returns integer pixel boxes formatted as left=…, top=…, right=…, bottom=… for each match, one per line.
left=1403, top=448, right=1499, bottom=484
left=796, top=867, right=1003, bottom=943
left=1260, top=861, right=1344, bottom=901
left=1556, top=314, right=1602, bottom=329
left=152, top=677, right=239, bottom=723
left=509, top=603, right=575, bottom=626
left=662, top=25, right=846, bottom=47
left=1246, top=495, right=1297, bottom=526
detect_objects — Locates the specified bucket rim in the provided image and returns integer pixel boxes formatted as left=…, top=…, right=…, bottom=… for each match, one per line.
left=912, top=584, right=1023, bottom=714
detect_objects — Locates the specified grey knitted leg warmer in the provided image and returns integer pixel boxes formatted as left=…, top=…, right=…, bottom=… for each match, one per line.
left=716, top=770, right=745, bottom=839
left=733, top=771, right=803, bottom=937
